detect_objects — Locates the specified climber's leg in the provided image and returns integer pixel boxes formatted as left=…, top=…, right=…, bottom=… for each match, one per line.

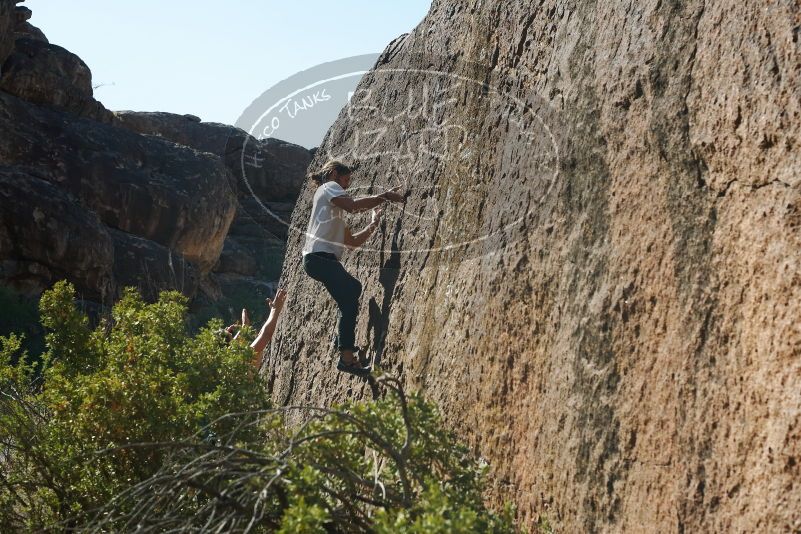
left=303, top=252, right=364, bottom=366
left=335, top=275, right=361, bottom=352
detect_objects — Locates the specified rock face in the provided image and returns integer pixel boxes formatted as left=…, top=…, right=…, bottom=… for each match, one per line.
left=113, top=110, right=311, bottom=315
left=114, top=111, right=311, bottom=203
left=1, top=2, right=109, bottom=122
left=1, top=37, right=113, bottom=122
left=268, top=1, right=801, bottom=532
left=110, top=228, right=199, bottom=302
left=0, top=91, right=237, bottom=272
left=0, top=166, right=115, bottom=301
left=13, top=6, right=48, bottom=43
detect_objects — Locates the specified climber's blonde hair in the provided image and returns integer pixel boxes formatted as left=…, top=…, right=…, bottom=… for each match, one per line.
left=308, top=160, right=353, bottom=185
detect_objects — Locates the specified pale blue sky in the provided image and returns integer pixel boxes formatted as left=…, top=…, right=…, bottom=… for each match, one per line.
left=25, top=1, right=431, bottom=127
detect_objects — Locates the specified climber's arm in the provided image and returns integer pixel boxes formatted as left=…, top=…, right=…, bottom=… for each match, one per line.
left=332, top=194, right=384, bottom=213
left=344, top=223, right=378, bottom=249
left=331, top=187, right=405, bottom=213
left=344, top=208, right=382, bottom=249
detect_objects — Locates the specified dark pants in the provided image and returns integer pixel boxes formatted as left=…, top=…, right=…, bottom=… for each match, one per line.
left=303, top=252, right=362, bottom=351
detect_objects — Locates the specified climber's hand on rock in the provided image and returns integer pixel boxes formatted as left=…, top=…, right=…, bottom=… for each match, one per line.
left=382, top=187, right=406, bottom=203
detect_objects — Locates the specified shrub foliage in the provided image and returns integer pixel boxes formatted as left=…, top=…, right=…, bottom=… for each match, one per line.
left=0, top=281, right=513, bottom=533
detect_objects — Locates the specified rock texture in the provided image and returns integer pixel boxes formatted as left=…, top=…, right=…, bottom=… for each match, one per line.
left=0, top=89, right=238, bottom=268
left=1, top=37, right=113, bottom=122
left=114, top=110, right=311, bottom=312
left=1, top=2, right=109, bottom=122
left=13, top=6, right=48, bottom=43
left=0, top=1, right=310, bottom=316
left=114, top=111, right=311, bottom=204
left=0, top=166, right=115, bottom=301
left=0, top=2, right=14, bottom=66
left=268, top=0, right=801, bottom=532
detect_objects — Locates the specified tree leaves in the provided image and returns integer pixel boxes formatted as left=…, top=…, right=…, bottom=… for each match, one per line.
left=0, top=282, right=515, bottom=533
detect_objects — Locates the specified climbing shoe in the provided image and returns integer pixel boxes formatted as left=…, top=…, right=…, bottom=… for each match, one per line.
left=337, top=357, right=371, bottom=376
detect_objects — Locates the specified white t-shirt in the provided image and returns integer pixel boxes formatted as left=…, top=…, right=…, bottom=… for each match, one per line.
left=302, top=182, right=347, bottom=259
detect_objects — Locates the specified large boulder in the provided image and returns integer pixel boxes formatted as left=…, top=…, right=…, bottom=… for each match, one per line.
left=253, top=137, right=314, bottom=202
left=13, top=4, right=30, bottom=24
left=0, top=3, right=307, bottom=324
left=113, top=110, right=312, bottom=285
left=268, top=1, right=801, bottom=532
left=114, top=111, right=312, bottom=202
left=0, top=166, right=114, bottom=302
left=232, top=198, right=296, bottom=242
left=15, top=13, right=48, bottom=44
left=0, top=37, right=113, bottom=122
left=0, top=90, right=237, bottom=272
left=114, top=111, right=247, bottom=155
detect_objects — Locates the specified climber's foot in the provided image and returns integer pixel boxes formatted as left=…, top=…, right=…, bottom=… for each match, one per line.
left=337, top=349, right=371, bottom=376
left=356, top=346, right=371, bottom=368
left=341, top=347, right=368, bottom=364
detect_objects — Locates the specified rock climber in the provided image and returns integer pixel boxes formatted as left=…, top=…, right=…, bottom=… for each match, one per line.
left=302, top=160, right=405, bottom=376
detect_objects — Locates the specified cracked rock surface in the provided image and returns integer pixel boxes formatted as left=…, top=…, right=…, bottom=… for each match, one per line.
left=268, top=0, right=801, bottom=531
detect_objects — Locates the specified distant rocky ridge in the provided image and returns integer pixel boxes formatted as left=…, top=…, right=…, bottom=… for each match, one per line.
left=0, top=0, right=311, bottom=323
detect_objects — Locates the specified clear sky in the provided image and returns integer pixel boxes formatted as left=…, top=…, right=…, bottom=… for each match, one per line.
left=25, top=1, right=431, bottom=128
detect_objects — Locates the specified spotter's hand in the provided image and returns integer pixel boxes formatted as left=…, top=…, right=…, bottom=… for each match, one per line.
left=267, top=288, right=287, bottom=311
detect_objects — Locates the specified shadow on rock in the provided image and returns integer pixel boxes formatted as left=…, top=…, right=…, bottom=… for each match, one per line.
left=367, top=212, right=404, bottom=368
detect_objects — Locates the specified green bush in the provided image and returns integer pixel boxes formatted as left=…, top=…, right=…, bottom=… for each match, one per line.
left=0, top=281, right=265, bottom=530
left=0, top=281, right=515, bottom=533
